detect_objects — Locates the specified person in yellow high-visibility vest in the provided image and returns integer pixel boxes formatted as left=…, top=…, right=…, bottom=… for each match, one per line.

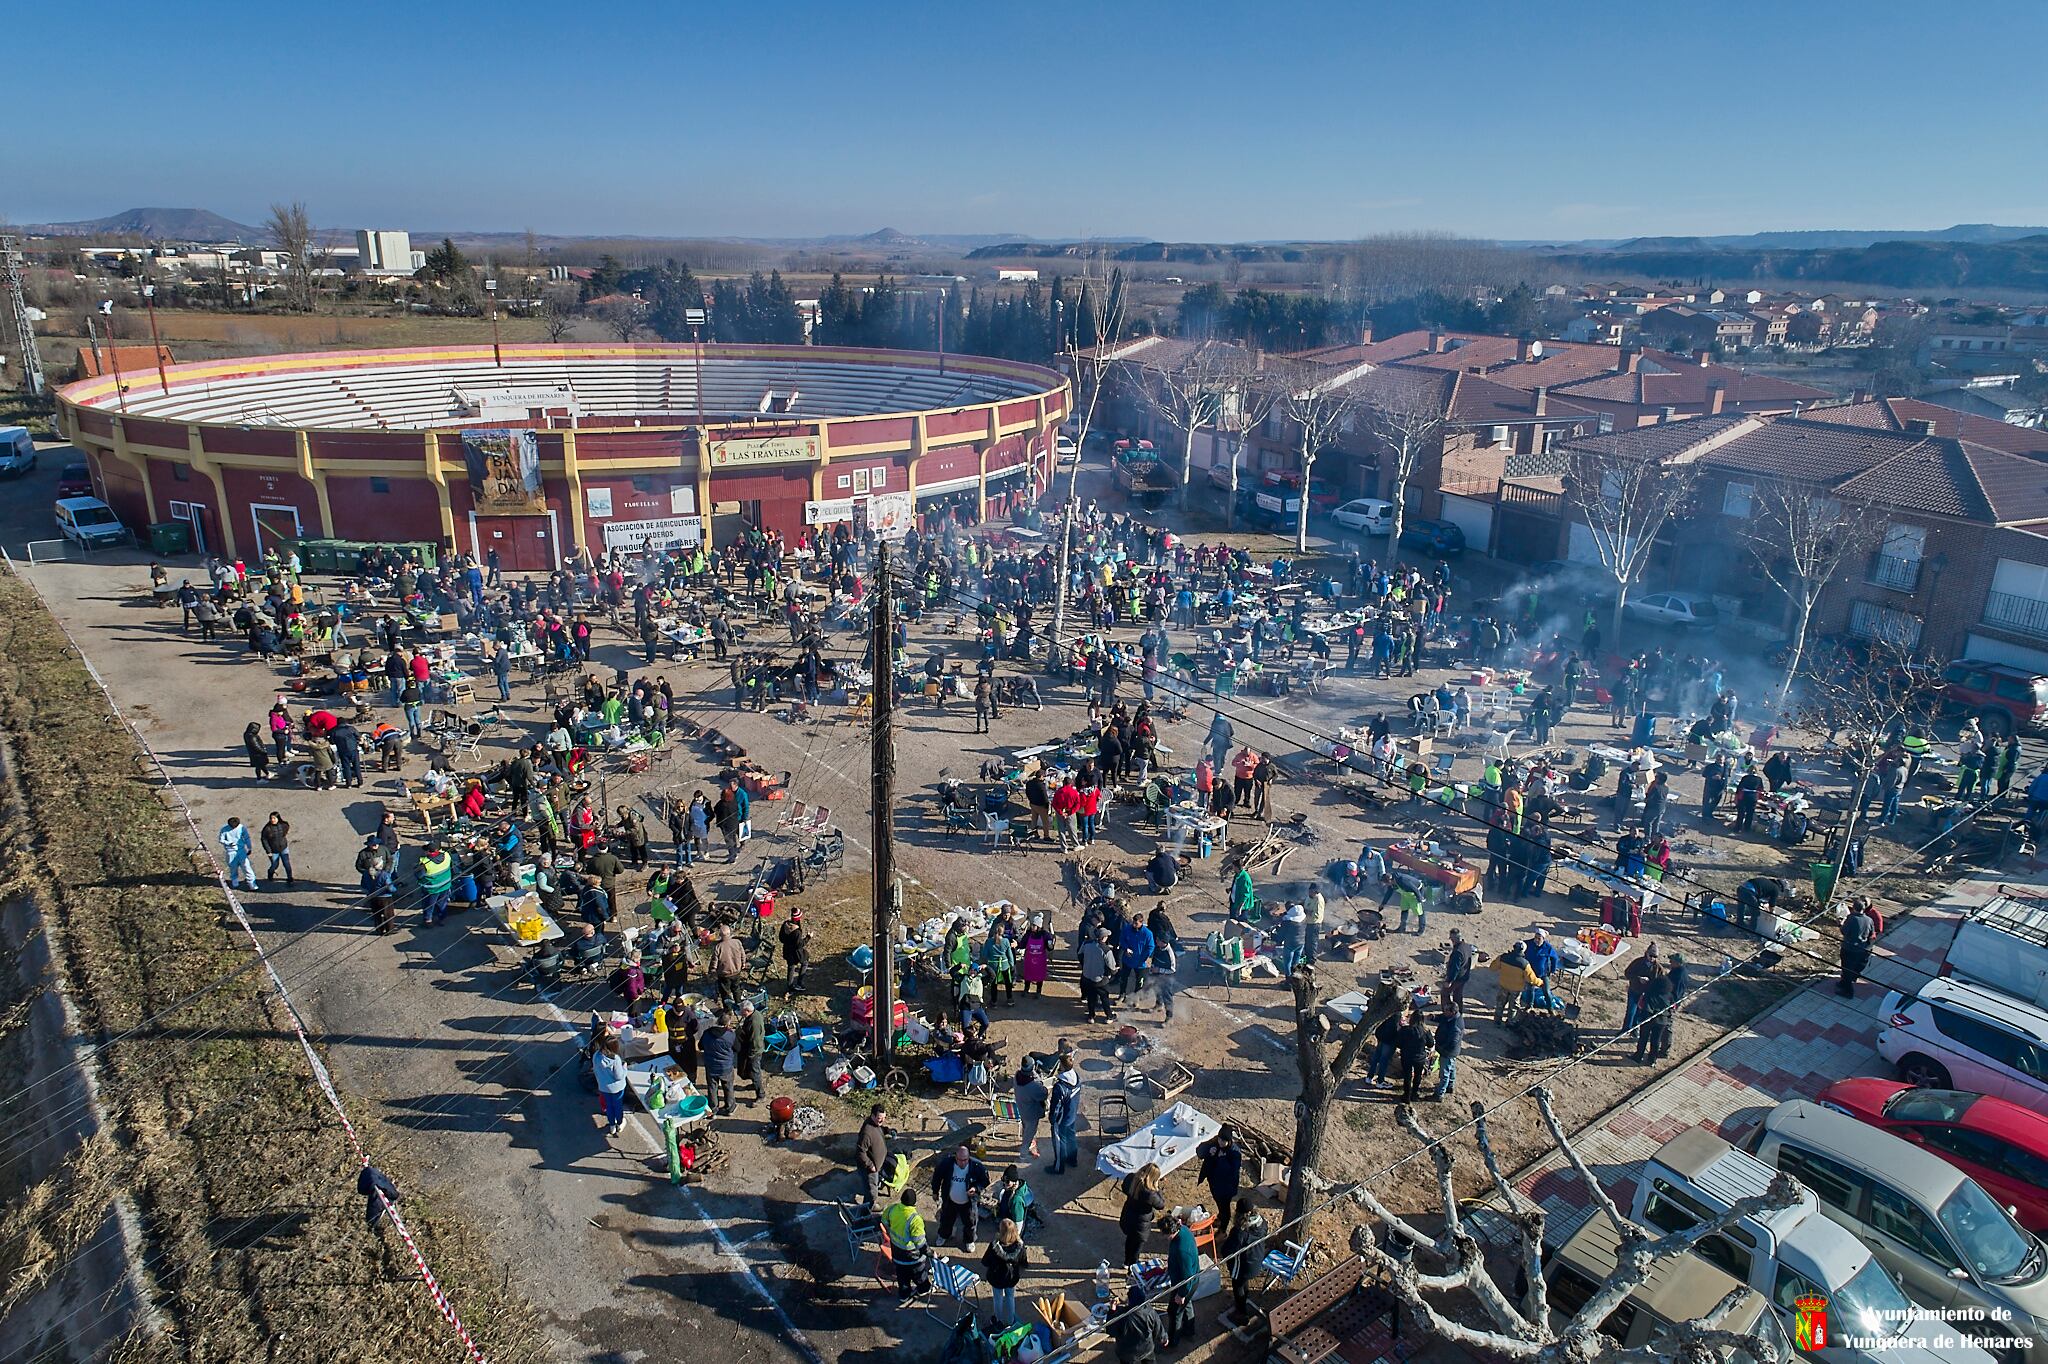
left=883, top=1190, right=930, bottom=1299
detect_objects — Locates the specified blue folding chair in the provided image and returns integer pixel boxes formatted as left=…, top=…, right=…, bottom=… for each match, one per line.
left=932, top=1256, right=983, bottom=1313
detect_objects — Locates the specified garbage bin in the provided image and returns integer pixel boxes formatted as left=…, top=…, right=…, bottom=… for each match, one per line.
left=147, top=521, right=192, bottom=556
left=1809, top=861, right=1837, bottom=905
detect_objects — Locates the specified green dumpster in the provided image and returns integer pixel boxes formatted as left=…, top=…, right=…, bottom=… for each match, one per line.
left=1809, top=861, right=1837, bottom=905
left=147, top=521, right=192, bottom=556
left=294, top=538, right=354, bottom=574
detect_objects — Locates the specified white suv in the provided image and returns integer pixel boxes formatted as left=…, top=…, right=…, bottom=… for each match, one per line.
left=1879, top=977, right=2048, bottom=1105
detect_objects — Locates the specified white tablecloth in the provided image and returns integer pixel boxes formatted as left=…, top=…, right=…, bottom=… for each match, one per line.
left=1096, top=1103, right=1222, bottom=1179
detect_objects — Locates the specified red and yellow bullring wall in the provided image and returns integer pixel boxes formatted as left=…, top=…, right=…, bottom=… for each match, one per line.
left=56, top=343, right=1069, bottom=565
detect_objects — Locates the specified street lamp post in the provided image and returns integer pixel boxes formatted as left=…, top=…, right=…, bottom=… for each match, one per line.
left=485, top=278, right=502, bottom=367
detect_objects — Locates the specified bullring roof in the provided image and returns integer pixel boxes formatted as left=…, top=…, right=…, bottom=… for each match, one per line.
left=58, top=344, right=1061, bottom=433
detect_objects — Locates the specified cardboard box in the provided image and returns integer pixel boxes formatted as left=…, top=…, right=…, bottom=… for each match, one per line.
left=436, top=611, right=459, bottom=633
left=1036, top=1294, right=1097, bottom=1341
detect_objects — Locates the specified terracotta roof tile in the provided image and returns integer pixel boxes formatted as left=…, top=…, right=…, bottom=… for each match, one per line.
left=1804, top=397, right=2048, bottom=459
left=1570, top=415, right=2048, bottom=526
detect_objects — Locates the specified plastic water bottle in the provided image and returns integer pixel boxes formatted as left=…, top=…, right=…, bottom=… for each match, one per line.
left=1095, top=1259, right=1113, bottom=1300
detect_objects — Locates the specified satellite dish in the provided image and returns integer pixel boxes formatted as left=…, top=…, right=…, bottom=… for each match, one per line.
left=1529, top=341, right=1544, bottom=359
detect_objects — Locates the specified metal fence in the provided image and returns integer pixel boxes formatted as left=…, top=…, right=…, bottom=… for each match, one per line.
left=1982, top=590, right=2048, bottom=640
left=24, top=538, right=76, bottom=564
left=1864, top=552, right=1923, bottom=592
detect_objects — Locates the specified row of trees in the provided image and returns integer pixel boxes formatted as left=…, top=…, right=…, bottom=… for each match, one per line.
left=1175, top=280, right=1557, bottom=353
left=1128, top=335, right=1890, bottom=701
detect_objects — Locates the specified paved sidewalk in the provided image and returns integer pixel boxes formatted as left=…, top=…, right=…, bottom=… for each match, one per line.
left=1515, top=871, right=2016, bottom=1240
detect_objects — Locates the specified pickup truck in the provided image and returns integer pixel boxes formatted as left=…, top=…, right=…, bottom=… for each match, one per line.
left=1112, top=445, right=1174, bottom=501
left=1628, top=1126, right=1995, bottom=1364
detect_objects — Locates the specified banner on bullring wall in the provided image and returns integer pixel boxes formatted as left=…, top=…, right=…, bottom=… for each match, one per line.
left=868, top=491, right=913, bottom=541
left=706, top=433, right=819, bottom=469
left=602, top=515, right=704, bottom=550
left=461, top=429, right=547, bottom=514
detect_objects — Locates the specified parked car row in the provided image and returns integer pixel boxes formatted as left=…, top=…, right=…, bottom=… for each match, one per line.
left=1558, top=897, right=2048, bottom=1362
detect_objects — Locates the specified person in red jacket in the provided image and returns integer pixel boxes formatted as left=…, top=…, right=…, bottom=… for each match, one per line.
left=1051, top=776, right=1082, bottom=852
left=1078, top=780, right=1104, bottom=846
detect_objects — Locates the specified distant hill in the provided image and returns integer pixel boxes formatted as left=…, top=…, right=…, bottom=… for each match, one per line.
left=1608, top=224, right=2048, bottom=251
left=22, top=207, right=266, bottom=242
left=1543, top=236, right=2048, bottom=293
left=1515, top=223, right=2048, bottom=253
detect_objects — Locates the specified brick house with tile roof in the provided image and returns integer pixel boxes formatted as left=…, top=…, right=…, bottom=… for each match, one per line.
left=1802, top=396, right=2048, bottom=459
left=1547, top=415, right=2048, bottom=664
left=1547, top=349, right=1836, bottom=429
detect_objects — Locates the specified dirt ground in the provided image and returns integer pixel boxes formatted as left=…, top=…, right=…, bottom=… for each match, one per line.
left=0, top=571, right=547, bottom=1364
left=0, top=440, right=2004, bottom=1364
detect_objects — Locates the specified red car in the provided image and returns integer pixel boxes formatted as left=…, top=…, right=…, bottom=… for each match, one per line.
left=56, top=460, right=94, bottom=499
left=1940, top=659, right=2048, bottom=737
left=1817, top=1077, right=2048, bottom=1232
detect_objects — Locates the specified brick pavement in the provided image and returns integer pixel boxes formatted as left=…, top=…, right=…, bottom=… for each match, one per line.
left=1512, top=871, right=2017, bottom=1242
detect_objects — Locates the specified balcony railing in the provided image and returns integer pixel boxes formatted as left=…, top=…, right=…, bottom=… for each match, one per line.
left=1865, top=553, right=1924, bottom=592
left=1982, top=590, right=2048, bottom=640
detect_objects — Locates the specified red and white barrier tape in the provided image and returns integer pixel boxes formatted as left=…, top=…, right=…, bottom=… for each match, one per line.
left=2, top=554, right=491, bottom=1364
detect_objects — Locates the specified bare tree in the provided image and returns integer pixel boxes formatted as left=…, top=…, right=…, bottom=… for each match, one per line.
left=1785, top=636, right=1947, bottom=903
left=1214, top=352, right=1280, bottom=531
left=1362, top=372, right=1448, bottom=552
left=1561, top=442, right=1701, bottom=643
left=1349, top=1088, right=1796, bottom=1364
left=1050, top=258, right=1129, bottom=656
left=541, top=289, right=577, bottom=343
left=1140, top=339, right=1242, bottom=510
left=594, top=296, right=645, bottom=342
left=1276, top=359, right=1364, bottom=553
left=1736, top=480, right=1887, bottom=704
left=1283, top=970, right=1399, bottom=1232
left=266, top=201, right=315, bottom=311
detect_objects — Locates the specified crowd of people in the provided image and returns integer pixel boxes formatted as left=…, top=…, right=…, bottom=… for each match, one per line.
left=159, top=464, right=2030, bottom=1364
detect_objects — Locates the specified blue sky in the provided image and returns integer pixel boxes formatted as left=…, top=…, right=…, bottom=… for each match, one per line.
left=8, top=1, right=2047, bottom=242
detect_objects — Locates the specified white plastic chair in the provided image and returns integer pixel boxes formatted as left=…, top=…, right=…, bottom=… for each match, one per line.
left=982, top=812, right=1016, bottom=851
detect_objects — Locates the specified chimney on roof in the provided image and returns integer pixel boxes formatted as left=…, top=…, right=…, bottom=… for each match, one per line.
left=1660, top=405, right=1679, bottom=424
left=1427, top=329, right=1445, bottom=354
left=1359, top=320, right=1373, bottom=345
left=1852, top=387, right=1872, bottom=404
left=1694, top=348, right=1713, bottom=367
left=1907, top=417, right=1938, bottom=435
left=1620, top=346, right=1641, bottom=374
left=1533, top=385, right=1549, bottom=416
left=1516, top=335, right=1537, bottom=363
left=1706, top=382, right=1726, bottom=416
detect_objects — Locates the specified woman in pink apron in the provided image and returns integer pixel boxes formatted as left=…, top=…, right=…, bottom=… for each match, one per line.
left=1020, top=914, right=1053, bottom=996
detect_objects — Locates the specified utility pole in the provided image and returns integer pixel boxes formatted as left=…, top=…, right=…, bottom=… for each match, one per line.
left=141, top=284, right=170, bottom=394
left=1, top=236, right=46, bottom=397
left=96, top=303, right=129, bottom=412
left=869, top=540, right=897, bottom=1069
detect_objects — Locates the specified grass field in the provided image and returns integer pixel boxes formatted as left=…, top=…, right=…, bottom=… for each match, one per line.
left=0, top=571, right=545, bottom=1364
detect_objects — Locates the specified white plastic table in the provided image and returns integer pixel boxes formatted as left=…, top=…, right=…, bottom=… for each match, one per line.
left=1096, top=1103, right=1222, bottom=1179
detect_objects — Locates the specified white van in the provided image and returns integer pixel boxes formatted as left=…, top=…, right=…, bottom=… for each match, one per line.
left=1943, top=896, right=2048, bottom=1010
left=54, top=496, right=129, bottom=550
left=1631, top=1126, right=1996, bottom=1364
left=0, top=426, right=34, bottom=476
left=1331, top=497, right=1395, bottom=535
left=1749, top=1101, right=2048, bottom=1361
